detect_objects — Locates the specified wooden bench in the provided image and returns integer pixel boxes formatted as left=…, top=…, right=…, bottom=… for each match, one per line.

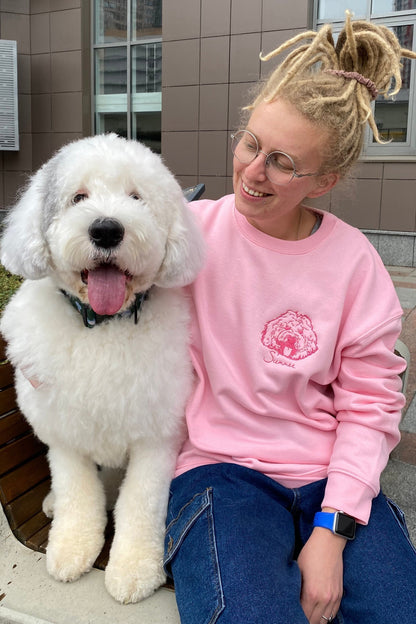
left=0, top=335, right=51, bottom=553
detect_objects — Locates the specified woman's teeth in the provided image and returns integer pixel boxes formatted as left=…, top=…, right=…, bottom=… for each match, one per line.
left=243, top=182, right=268, bottom=197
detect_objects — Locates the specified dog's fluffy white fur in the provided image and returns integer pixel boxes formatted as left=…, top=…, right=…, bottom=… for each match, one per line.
left=0, top=134, right=203, bottom=603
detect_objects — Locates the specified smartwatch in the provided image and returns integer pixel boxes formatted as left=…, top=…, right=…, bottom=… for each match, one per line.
left=313, top=511, right=356, bottom=540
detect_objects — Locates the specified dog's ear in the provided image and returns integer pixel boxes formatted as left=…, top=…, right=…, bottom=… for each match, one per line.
left=155, top=200, right=204, bottom=288
left=1, top=168, right=51, bottom=279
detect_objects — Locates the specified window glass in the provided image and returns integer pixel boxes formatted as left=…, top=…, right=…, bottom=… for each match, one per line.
left=131, top=42, right=162, bottom=151
left=373, top=24, right=414, bottom=142
left=95, top=47, right=127, bottom=95
left=372, top=0, right=416, bottom=13
left=95, top=0, right=127, bottom=44
left=132, top=0, right=162, bottom=39
left=132, top=42, right=162, bottom=93
left=318, top=0, right=366, bottom=19
left=95, top=113, right=127, bottom=137
left=132, top=111, right=161, bottom=152
left=94, top=47, right=128, bottom=139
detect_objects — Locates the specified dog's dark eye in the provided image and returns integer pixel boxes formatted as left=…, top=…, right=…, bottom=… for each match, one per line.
left=72, top=193, right=88, bottom=204
left=130, top=193, right=141, bottom=201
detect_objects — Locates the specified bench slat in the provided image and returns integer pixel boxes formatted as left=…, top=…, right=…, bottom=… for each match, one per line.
left=14, top=510, right=51, bottom=543
left=0, top=336, right=7, bottom=361
left=0, top=410, right=30, bottom=446
left=0, top=432, right=46, bottom=475
left=0, top=386, right=18, bottom=417
left=4, top=478, right=51, bottom=529
left=0, top=359, right=14, bottom=388
left=0, top=453, right=50, bottom=504
left=26, top=523, right=51, bottom=552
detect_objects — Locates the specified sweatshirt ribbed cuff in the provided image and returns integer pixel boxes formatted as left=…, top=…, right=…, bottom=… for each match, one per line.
left=322, top=471, right=379, bottom=524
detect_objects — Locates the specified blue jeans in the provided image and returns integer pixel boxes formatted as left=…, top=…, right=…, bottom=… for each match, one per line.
left=164, top=463, right=416, bottom=624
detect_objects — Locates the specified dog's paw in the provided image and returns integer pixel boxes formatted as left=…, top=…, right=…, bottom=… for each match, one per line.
left=46, top=532, right=104, bottom=583
left=105, top=555, right=166, bottom=604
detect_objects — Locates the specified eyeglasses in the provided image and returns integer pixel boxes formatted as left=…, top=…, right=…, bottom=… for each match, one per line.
left=230, top=129, right=321, bottom=186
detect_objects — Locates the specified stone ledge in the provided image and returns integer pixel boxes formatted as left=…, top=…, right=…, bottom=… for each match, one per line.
left=362, top=230, right=416, bottom=267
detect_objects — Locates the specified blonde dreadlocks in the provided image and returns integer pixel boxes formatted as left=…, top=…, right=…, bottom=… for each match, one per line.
left=247, top=11, right=416, bottom=176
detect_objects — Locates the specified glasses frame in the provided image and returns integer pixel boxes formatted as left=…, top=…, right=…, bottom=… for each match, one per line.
left=230, top=129, right=322, bottom=186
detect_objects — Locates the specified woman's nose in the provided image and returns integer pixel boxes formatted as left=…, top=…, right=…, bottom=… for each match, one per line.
left=244, top=151, right=268, bottom=181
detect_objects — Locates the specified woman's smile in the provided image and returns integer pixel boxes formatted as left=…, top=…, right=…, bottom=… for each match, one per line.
left=241, top=181, right=272, bottom=199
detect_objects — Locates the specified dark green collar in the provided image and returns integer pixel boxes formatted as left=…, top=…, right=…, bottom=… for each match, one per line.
left=60, top=289, right=149, bottom=329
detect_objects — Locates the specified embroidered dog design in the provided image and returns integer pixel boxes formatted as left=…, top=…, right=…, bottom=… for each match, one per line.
left=261, top=310, right=318, bottom=360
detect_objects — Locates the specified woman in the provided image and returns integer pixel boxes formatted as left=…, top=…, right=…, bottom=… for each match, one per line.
left=163, top=13, right=416, bottom=624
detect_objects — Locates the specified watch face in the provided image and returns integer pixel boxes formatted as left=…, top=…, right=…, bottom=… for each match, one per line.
left=335, top=513, right=356, bottom=540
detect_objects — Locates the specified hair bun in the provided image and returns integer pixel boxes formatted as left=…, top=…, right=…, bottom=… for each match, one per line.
left=335, top=14, right=403, bottom=97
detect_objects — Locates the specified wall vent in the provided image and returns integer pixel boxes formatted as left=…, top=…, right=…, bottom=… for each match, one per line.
left=0, top=40, right=19, bottom=151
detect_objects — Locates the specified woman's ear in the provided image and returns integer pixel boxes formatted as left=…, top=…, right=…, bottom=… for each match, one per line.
left=307, top=172, right=340, bottom=198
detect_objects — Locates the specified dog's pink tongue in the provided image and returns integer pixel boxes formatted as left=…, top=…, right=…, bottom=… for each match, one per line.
left=87, top=265, right=127, bottom=315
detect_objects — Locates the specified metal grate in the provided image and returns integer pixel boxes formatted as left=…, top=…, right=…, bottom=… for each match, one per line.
left=0, top=40, right=19, bottom=151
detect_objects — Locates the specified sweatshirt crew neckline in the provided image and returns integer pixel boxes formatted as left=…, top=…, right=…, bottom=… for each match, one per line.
left=233, top=201, right=336, bottom=254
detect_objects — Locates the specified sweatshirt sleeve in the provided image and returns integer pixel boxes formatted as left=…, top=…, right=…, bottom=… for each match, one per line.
left=322, top=313, right=406, bottom=524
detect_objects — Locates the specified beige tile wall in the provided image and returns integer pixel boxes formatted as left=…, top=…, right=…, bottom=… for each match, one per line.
left=30, top=1, right=84, bottom=170
left=0, top=0, right=87, bottom=212
left=161, top=0, right=416, bottom=233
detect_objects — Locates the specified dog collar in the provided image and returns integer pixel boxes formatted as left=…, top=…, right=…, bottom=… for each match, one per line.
left=60, top=289, right=150, bottom=329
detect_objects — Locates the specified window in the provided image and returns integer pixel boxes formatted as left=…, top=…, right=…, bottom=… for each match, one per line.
left=93, top=0, right=162, bottom=153
left=314, top=1, right=416, bottom=157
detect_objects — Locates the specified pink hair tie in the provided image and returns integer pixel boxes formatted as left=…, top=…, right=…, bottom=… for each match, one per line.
left=324, top=69, right=378, bottom=100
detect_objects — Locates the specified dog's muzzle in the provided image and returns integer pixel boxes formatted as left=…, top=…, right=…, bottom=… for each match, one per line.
left=88, top=218, right=125, bottom=249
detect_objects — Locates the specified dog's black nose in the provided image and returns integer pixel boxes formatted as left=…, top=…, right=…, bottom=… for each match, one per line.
left=88, top=218, right=125, bottom=249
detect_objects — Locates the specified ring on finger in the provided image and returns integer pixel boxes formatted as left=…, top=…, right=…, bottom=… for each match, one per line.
left=321, top=615, right=334, bottom=622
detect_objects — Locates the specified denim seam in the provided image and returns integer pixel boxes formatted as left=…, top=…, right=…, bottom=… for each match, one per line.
left=165, top=488, right=212, bottom=563
left=385, top=496, right=416, bottom=556
left=165, top=486, right=225, bottom=624
left=166, top=488, right=212, bottom=533
left=206, top=490, right=226, bottom=624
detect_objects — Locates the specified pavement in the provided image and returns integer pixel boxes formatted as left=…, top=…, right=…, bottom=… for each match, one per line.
left=381, top=266, right=416, bottom=545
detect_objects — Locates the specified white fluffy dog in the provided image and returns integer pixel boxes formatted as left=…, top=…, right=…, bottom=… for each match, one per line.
left=0, top=134, right=203, bottom=603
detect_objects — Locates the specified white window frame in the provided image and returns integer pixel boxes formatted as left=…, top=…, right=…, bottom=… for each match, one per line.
left=313, top=2, right=416, bottom=160
left=91, top=1, right=162, bottom=144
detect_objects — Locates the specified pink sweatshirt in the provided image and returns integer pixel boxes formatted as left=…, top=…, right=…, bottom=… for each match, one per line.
left=176, top=194, right=406, bottom=524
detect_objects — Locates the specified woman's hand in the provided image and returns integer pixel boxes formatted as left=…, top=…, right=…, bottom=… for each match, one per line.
left=297, top=523, right=346, bottom=624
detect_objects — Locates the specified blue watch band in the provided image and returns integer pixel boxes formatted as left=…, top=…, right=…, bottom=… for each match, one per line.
left=313, top=510, right=356, bottom=540
left=314, top=511, right=335, bottom=532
